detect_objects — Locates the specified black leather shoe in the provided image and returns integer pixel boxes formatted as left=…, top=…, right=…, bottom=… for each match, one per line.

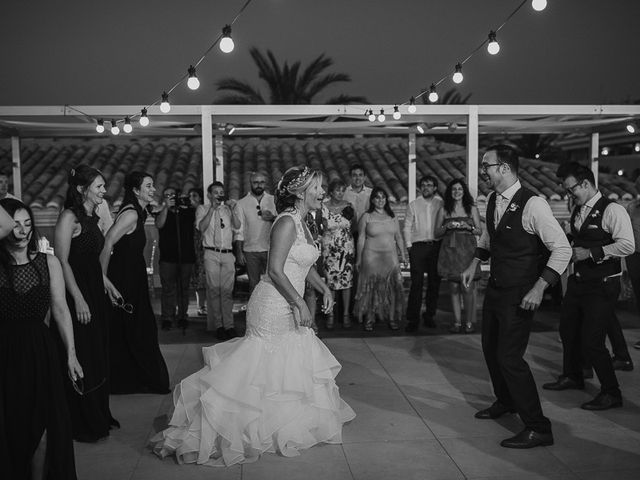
left=542, top=376, right=584, bottom=391
left=216, top=327, right=227, bottom=341
left=474, top=402, right=516, bottom=419
left=225, top=327, right=238, bottom=339
left=612, top=358, right=634, bottom=371
left=405, top=323, right=419, bottom=333
left=161, top=320, right=172, bottom=331
left=422, top=313, right=437, bottom=328
left=500, top=429, right=554, bottom=449
left=581, top=393, right=623, bottom=411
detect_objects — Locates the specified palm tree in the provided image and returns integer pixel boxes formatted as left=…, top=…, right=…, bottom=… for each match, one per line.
left=213, top=47, right=368, bottom=104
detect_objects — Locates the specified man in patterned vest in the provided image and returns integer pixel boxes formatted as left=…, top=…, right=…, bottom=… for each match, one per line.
left=543, top=163, right=634, bottom=410
left=462, top=144, right=571, bottom=449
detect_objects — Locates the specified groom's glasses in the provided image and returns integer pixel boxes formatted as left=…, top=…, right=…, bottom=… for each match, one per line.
left=256, top=204, right=262, bottom=216
left=220, top=218, right=226, bottom=229
left=113, top=296, right=134, bottom=314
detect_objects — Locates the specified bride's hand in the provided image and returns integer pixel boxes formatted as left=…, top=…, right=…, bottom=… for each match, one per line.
left=321, top=289, right=334, bottom=315
left=293, top=301, right=313, bottom=328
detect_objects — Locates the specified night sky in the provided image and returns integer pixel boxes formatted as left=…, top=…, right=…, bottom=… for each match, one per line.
left=2, top=0, right=640, bottom=107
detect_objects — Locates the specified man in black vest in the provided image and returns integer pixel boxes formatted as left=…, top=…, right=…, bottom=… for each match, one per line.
left=543, top=163, right=634, bottom=410
left=462, top=145, right=571, bottom=449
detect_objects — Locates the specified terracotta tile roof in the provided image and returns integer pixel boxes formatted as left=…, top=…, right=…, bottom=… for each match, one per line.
left=1, top=136, right=637, bottom=214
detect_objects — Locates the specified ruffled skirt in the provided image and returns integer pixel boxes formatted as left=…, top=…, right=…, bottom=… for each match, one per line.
left=151, top=328, right=355, bottom=466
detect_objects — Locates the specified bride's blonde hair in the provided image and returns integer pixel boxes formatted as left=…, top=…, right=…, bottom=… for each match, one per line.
left=275, top=167, right=323, bottom=213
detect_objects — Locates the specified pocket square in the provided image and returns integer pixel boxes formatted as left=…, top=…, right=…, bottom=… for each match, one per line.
left=506, top=225, right=512, bottom=229
left=587, top=224, right=598, bottom=229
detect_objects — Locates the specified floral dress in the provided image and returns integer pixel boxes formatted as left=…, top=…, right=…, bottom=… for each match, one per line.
left=322, top=204, right=355, bottom=290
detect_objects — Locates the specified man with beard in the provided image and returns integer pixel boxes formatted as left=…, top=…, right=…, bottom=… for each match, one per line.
left=0, top=173, right=18, bottom=200
left=543, top=163, right=634, bottom=410
left=462, top=144, right=571, bottom=449
left=235, top=172, right=277, bottom=293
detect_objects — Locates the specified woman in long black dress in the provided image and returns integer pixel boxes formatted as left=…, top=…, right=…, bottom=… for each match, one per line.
left=54, top=165, right=120, bottom=442
left=0, top=198, right=83, bottom=479
left=100, top=171, right=170, bottom=394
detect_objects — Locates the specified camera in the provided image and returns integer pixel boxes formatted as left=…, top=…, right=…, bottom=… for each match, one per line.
left=176, top=195, right=191, bottom=208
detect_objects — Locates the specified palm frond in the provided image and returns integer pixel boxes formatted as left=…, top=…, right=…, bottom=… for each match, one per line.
left=306, top=73, right=351, bottom=101
left=298, top=53, right=334, bottom=92
left=325, top=94, right=369, bottom=105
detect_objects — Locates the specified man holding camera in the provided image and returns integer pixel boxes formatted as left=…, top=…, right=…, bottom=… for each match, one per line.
left=197, top=181, right=241, bottom=340
left=155, top=187, right=197, bottom=331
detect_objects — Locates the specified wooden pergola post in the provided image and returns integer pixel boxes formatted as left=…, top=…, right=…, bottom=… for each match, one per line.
left=408, top=133, right=417, bottom=202
left=201, top=106, right=214, bottom=195
left=215, top=135, right=224, bottom=183
left=467, top=105, right=479, bottom=199
left=589, top=132, right=599, bottom=188
left=11, top=136, right=22, bottom=199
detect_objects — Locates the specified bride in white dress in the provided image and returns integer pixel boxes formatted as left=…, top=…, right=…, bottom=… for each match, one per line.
left=152, top=166, right=355, bottom=466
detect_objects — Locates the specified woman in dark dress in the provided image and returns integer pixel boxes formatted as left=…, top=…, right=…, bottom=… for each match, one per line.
left=54, top=165, right=120, bottom=442
left=100, top=171, right=170, bottom=394
left=434, top=179, right=482, bottom=333
left=0, top=198, right=83, bottom=479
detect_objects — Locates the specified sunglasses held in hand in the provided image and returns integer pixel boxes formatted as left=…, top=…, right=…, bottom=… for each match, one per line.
left=113, top=296, right=134, bottom=314
left=68, top=372, right=106, bottom=396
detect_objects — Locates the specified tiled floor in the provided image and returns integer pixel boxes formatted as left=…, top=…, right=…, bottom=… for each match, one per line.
left=76, top=329, right=640, bottom=480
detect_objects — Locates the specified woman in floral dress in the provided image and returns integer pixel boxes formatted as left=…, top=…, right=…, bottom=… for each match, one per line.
left=322, top=180, right=356, bottom=329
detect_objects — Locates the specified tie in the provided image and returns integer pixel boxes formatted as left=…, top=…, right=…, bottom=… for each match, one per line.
left=574, top=205, right=589, bottom=230
left=494, top=194, right=507, bottom=225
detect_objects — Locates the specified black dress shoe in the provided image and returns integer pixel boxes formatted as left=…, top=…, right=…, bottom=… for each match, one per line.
left=500, top=429, right=554, bottom=449
left=225, top=327, right=238, bottom=339
left=612, top=358, right=634, bottom=371
left=161, top=320, right=172, bottom=331
left=422, top=313, right=437, bottom=328
left=216, top=327, right=227, bottom=341
left=474, top=402, right=516, bottom=419
left=405, top=323, right=419, bottom=333
left=581, top=393, right=623, bottom=411
left=542, top=376, right=584, bottom=391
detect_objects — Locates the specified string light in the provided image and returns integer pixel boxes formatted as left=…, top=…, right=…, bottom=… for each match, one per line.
left=428, top=84, right=438, bottom=103
left=452, top=63, right=464, bottom=84
left=378, top=109, right=386, bottom=122
left=187, top=65, right=200, bottom=90
left=123, top=117, right=133, bottom=133
left=408, top=97, right=417, bottom=113
left=95, top=119, right=105, bottom=133
left=531, top=0, right=547, bottom=12
left=601, top=147, right=609, bottom=156
left=635, top=143, right=640, bottom=153
left=626, top=122, right=637, bottom=134
left=487, top=31, right=500, bottom=55
left=416, top=124, right=425, bottom=134
left=227, top=125, right=236, bottom=135
left=160, top=91, right=171, bottom=113
left=220, top=25, right=235, bottom=53
left=139, top=108, right=149, bottom=127
left=368, top=109, right=376, bottom=122
left=110, top=119, right=120, bottom=135
left=392, top=105, right=401, bottom=120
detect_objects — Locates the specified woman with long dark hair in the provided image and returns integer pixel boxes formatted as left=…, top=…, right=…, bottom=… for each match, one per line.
left=54, top=165, right=120, bottom=442
left=435, top=178, right=482, bottom=333
left=354, top=187, right=407, bottom=331
left=0, top=198, right=83, bottom=479
left=152, top=166, right=354, bottom=466
left=100, top=171, right=170, bottom=394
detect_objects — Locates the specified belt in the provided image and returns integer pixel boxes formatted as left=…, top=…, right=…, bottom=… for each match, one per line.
left=413, top=240, right=440, bottom=245
left=204, top=247, right=233, bottom=253
left=571, top=273, right=620, bottom=284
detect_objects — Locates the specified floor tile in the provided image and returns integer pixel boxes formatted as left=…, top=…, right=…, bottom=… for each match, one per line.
left=132, top=453, right=242, bottom=480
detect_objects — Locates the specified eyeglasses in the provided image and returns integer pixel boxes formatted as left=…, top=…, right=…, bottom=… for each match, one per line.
left=220, top=218, right=226, bottom=229
left=480, top=163, right=501, bottom=172
left=113, top=296, right=134, bottom=314
left=256, top=204, right=262, bottom=216
left=68, top=373, right=106, bottom=396
left=565, top=182, right=582, bottom=195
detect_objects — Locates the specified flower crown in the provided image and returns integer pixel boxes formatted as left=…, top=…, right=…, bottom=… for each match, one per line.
left=278, top=166, right=313, bottom=193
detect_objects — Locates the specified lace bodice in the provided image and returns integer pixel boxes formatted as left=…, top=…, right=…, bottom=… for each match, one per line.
left=245, top=211, right=319, bottom=340
left=0, top=253, right=50, bottom=327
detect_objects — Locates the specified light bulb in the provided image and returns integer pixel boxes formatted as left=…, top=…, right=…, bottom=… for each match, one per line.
left=601, top=147, right=609, bottom=156
left=110, top=120, right=120, bottom=135
left=368, top=109, right=376, bottom=122
left=123, top=117, right=133, bottom=133
left=618, top=169, right=624, bottom=176
left=408, top=97, right=416, bottom=113
left=531, top=0, right=547, bottom=12
left=626, top=123, right=636, bottom=134
left=187, top=65, right=200, bottom=90
left=139, top=108, right=149, bottom=127
left=378, top=109, right=386, bottom=122
left=428, top=84, right=438, bottom=103
left=96, top=119, right=105, bottom=133
left=452, top=63, right=464, bottom=84
left=220, top=25, right=234, bottom=53
left=635, top=143, right=640, bottom=153
left=392, top=105, right=401, bottom=120
left=416, top=124, right=425, bottom=134
left=487, top=31, right=500, bottom=55
left=160, top=91, right=171, bottom=113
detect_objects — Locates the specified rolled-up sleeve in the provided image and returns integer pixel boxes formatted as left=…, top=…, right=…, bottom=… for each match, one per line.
left=403, top=203, right=414, bottom=248
left=524, top=197, right=572, bottom=285
left=597, top=203, right=635, bottom=260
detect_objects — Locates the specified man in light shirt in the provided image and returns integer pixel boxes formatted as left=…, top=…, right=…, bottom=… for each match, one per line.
left=343, top=164, right=372, bottom=226
left=0, top=173, right=18, bottom=200
left=626, top=176, right=640, bottom=350
left=543, top=163, right=634, bottom=410
left=462, top=144, right=571, bottom=449
left=197, top=181, right=241, bottom=340
left=404, top=175, right=443, bottom=332
left=235, top=172, right=276, bottom=293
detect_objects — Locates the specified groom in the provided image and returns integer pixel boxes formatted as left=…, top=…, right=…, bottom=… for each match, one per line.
left=462, top=144, right=571, bottom=449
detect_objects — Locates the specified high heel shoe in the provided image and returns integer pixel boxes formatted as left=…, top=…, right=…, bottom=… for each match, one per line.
left=343, top=314, right=352, bottom=329
left=364, top=317, right=374, bottom=332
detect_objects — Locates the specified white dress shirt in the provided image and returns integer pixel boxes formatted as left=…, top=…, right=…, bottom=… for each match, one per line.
left=235, top=192, right=276, bottom=252
left=196, top=204, right=237, bottom=249
left=403, top=195, right=443, bottom=248
left=344, top=185, right=372, bottom=223
left=477, top=181, right=572, bottom=277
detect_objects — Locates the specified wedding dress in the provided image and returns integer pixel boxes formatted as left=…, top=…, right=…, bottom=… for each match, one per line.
left=152, top=211, right=355, bottom=466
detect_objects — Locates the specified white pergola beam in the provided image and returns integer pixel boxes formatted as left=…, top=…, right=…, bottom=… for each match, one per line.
left=201, top=106, right=214, bottom=196
left=11, top=136, right=21, bottom=199
left=467, top=105, right=479, bottom=199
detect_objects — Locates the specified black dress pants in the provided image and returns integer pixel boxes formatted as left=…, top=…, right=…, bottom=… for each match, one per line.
left=560, top=275, right=621, bottom=397
left=406, top=241, right=441, bottom=324
left=482, top=283, right=551, bottom=434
